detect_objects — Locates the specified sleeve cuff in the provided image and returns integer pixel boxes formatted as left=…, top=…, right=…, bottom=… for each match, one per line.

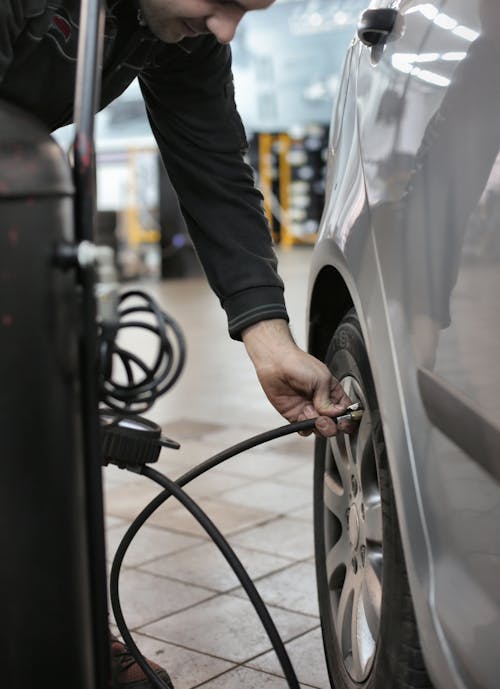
left=224, top=286, right=289, bottom=341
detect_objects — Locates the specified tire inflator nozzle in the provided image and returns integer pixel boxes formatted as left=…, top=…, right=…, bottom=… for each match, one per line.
left=336, top=402, right=364, bottom=424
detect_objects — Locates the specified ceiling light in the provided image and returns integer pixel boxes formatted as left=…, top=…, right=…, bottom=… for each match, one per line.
left=406, top=4, right=439, bottom=20
left=309, top=12, right=323, bottom=27
left=411, top=67, right=451, bottom=87
left=452, top=25, right=479, bottom=42
left=433, top=13, right=458, bottom=30
left=441, top=51, right=467, bottom=61
left=392, top=54, right=414, bottom=74
left=413, top=53, right=440, bottom=63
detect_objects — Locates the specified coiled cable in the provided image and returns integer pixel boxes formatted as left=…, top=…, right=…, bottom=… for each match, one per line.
left=99, top=290, right=186, bottom=415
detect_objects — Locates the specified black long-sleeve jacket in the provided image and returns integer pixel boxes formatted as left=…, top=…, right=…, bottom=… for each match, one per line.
left=0, top=0, right=289, bottom=339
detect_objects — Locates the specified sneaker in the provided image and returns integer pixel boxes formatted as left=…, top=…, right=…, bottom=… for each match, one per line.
left=110, top=634, right=174, bottom=689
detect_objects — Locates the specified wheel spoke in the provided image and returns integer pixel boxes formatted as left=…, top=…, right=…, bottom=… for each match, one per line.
left=352, top=581, right=377, bottom=680
left=350, top=584, right=364, bottom=680
left=341, top=378, right=368, bottom=470
left=345, top=417, right=373, bottom=479
left=336, top=570, right=355, bottom=650
left=341, top=376, right=356, bottom=401
left=365, top=500, right=383, bottom=544
left=323, top=472, right=345, bottom=519
left=344, top=432, right=357, bottom=473
left=326, top=530, right=350, bottom=585
left=361, top=561, right=382, bottom=639
left=328, top=435, right=351, bottom=485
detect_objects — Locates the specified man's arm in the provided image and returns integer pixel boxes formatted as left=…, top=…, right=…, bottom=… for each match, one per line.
left=139, top=37, right=351, bottom=434
left=139, top=36, right=289, bottom=338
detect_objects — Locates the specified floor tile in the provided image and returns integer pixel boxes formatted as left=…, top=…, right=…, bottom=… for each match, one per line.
left=268, top=434, right=314, bottom=459
left=220, top=480, right=311, bottom=514
left=104, top=479, right=167, bottom=521
left=229, top=517, right=314, bottom=561
left=149, top=441, right=221, bottom=482
left=198, top=425, right=273, bottom=448
left=105, top=514, right=128, bottom=529
left=111, top=568, right=213, bottom=628
left=140, top=595, right=318, bottom=663
left=152, top=437, right=243, bottom=475
left=288, top=505, right=314, bottom=523
left=248, top=627, right=330, bottom=689
left=153, top=443, right=256, bottom=485
left=104, top=464, right=141, bottom=487
left=128, top=632, right=235, bottom=689
left=196, top=665, right=316, bottom=688
left=161, top=418, right=226, bottom=441
left=104, top=474, right=261, bottom=540
left=152, top=451, right=196, bottom=479
left=146, top=497, right=277, bottom=537
left=141, top=541, right=292, bottom=592
left=148, top=437, right=306, bottom=486
left=198, top=425, right=312, bottom=464
left=230, top=561, right=319, bottom=617
left=106, top=522, right=203, bottom=567
left=280, top=463, right=315, bottom=489
left=174, top=471, right=251, bottom=500
left=198, top=447, right=305, bottom=480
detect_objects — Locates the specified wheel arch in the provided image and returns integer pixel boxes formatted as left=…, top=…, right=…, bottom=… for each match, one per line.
left=308, top=264, right=354, bottom=362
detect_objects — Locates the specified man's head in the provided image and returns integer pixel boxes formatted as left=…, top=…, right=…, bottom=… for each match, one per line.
left=138, top=0, right=274, bottom=45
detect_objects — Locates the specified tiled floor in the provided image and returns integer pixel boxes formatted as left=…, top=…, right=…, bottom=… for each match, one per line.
left=102, top=246, right=332, bottom=688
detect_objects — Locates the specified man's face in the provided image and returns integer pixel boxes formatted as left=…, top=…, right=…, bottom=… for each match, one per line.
left=139, top=0, right=274, bottom=44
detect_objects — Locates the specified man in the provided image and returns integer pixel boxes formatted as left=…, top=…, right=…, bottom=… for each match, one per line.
left=1, top=0, right=351, bottom=686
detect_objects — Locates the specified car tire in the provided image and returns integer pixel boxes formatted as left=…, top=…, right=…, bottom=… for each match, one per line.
left=314, top=309, right=433, bottom=689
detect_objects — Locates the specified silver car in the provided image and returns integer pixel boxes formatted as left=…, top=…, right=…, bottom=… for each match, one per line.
left=307, top=2, right=500, bottom=689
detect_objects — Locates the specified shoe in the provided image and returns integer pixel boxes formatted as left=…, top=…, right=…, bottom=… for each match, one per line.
left=110, top=634, right=174, bottom=689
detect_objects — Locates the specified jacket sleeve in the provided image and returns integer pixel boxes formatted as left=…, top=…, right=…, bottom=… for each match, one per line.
left=0, top=0, right=47, bottom=85
left=138, top=36, right=289, bottom=340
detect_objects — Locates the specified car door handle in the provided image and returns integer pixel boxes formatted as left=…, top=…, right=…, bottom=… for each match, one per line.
left=357, top=8, right=400, bottom=47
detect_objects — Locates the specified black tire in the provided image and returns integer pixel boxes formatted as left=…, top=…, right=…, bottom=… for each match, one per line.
left=314, top=310, right=433, bottom=689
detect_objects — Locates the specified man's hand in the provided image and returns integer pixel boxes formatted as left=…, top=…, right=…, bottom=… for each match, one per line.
left=242, top=319, right=353, bottom=437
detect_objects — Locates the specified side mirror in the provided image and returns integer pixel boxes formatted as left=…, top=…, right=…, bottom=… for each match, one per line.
left=357, top=8, right=401, bottom=47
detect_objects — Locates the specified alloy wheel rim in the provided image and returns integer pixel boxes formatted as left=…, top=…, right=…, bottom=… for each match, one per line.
left=323, top=376, right=383, bottom=682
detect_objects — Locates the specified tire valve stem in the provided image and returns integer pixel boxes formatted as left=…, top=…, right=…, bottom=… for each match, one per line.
left=336, top=402, right=364, bottom=424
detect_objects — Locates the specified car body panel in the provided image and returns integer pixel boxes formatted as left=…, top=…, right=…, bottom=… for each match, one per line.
left=308, top=2, right=500, bottom=688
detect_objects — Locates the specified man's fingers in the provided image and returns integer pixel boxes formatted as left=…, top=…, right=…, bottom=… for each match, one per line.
left=299, top=404, right=340, bottom=438
left=315, top=415, right=338, bottom=437
left=314, top=386, right=352, bottom=417
left=314, top=412, right=356, bottom=438
left=311, top=374, right=356, bottom=437
left=297, top=404, right=317, bottom=436
left=330, top=377, right=352, bottom=406
left=311, top=366, right=352, bottom=416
